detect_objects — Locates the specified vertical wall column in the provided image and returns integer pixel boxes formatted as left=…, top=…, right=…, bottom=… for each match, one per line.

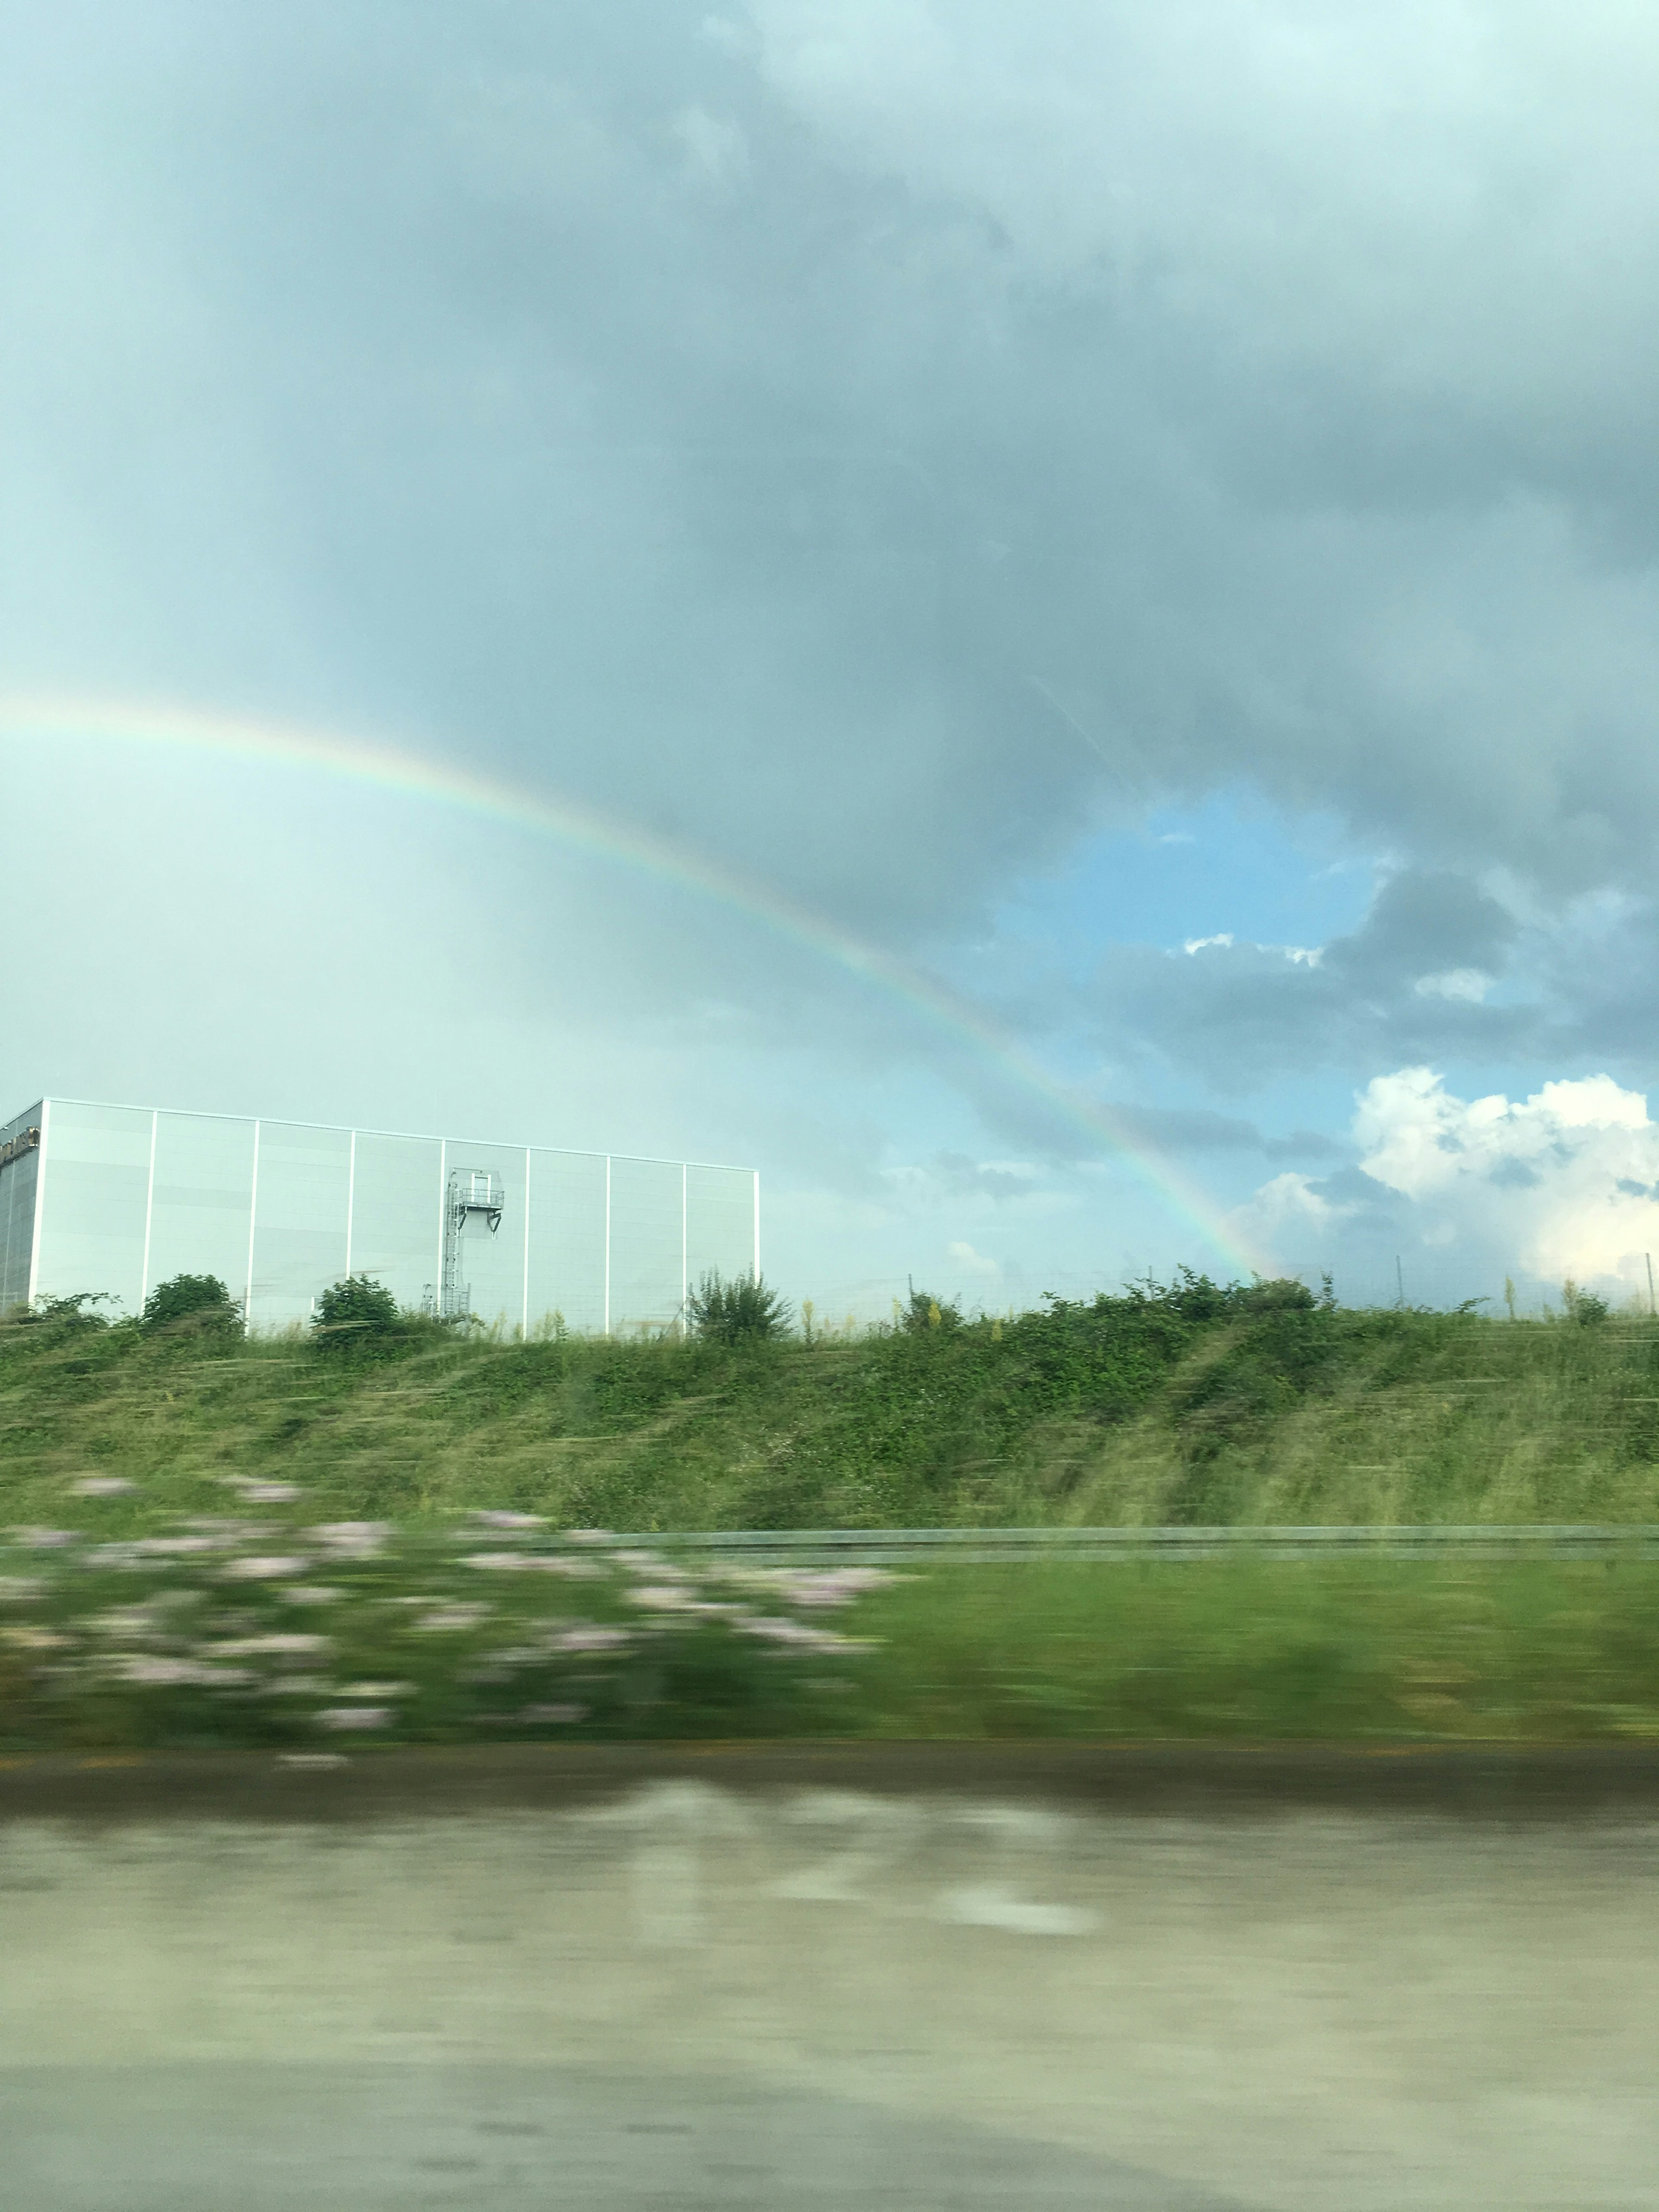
left=521, top=1146, right=532, bottom=1335
left=242, top=1120, right=262, bottom=1328
left=344, top=1129, right=357, bottom=1277
left=25, top=1098, right=51, bottom=1306
left=138, top=1110, right=159, bottom=1309
left=435, top=1139, right=447, bottom=1308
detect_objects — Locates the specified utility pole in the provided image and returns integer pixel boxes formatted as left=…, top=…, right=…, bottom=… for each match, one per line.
left=1647, top=1252, right=1655, bottom=1319
left=1395, top=1255, right=1405, bottom=1309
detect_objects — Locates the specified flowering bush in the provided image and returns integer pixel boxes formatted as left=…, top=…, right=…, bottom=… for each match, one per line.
left=0, top=1510, right=891, bottom=1751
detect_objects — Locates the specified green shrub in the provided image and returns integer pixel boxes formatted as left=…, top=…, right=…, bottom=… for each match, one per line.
left=685, top=1270, right=791, bottom=1344
left=1563, top=1278, right=1610, bottom=1326
left=312, top=1274, right=402, bottom=1352
left=11, top=1292, right=114, bottom=1330
left=899, top=1288, right=963, bottom=1334
left=1233, top=1275, right=1319, bottom=1314
left=140, top=1273, right=243, bottom=1338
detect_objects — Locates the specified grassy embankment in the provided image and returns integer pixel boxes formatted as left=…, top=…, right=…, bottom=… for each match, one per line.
left=6, top=1287, right=1659, bottom=1744
left=10, top=1287, right=1659, bottom=1529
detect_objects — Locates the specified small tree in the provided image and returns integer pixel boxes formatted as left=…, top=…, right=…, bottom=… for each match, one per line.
left=899, top=1287, right=963, bottom=1334
left=685, top=1270, right=791, bottom=1344
left=1233, top=1276, right=1317, bottom=1315
left=311, top=1273, right=401, bottom=1351
left=140, top=1274, right=243, bottom=1338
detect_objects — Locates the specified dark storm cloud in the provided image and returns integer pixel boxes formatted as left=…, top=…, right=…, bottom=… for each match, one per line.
left=909, top=1154, right=1041, bottom=1203
left=1103, top=1108, right=1340, bottom=1164
left=735, top=3, right=1659, bottom=907
left=1325, top=872, right=1518, bottom=994
left=12, top=3, right=1659, bottom=942
left=9, top=0, right=1659, bottom=1166
left=1071, top=868, right=1545, bottom=1091
left=908, top=1107, right=1338, bottom=1202
left=0, top=2, right=1098, bottom=942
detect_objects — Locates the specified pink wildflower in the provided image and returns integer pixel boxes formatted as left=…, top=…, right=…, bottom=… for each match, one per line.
left=222, top=1556, right=308, bottom=1580
left=734, top=1616, right=858, bottom=1653
left=207, top=1634, right=331, bottom=1656
left=113, top=1656, right=250, bottom=1685
left=461, top=1551, right=528, bottom=1571
left=312, top=1522, right=390, bottom=1556
left=775, top=1569, right=894, bottom=1607
left=90, top=1606, right=170, bottom=1640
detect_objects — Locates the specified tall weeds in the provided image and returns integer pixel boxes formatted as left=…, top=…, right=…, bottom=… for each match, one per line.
left=4, top=1291, right=1659, bottom=1533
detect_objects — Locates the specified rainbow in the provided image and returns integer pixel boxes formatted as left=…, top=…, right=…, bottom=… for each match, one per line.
left=0, top=692, right=1265, bottom=1276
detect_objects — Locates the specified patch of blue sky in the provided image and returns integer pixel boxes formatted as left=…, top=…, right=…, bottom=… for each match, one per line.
left=994, top=790, right=1378, bottom=980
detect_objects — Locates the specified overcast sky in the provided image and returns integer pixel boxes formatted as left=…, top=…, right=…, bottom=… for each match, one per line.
left=6, top=1, right=1659, bottom=1316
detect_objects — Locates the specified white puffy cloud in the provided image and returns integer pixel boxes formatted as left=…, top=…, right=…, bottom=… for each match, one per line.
left=946, top=1238, right=1001, bottom=1278
left=1227, top=1170, right=1336, bottom=1252
left=1238, top=1066, right=1659, bottom=1294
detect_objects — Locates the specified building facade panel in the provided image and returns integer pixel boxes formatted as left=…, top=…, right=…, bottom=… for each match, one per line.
left=249, top=1122, right=352, bottom=1330
left=349, top=1130, right=442, bottom=1314
left=525, top=1148, right=608, bottom=1335
left=608, top=1154, right=685, bottom=1335
left=686, top=1162, right=759, bottom=1291
left=33, top=1100, right=150, bottom=1314
left=146, top=1111, right=257, bottom=1306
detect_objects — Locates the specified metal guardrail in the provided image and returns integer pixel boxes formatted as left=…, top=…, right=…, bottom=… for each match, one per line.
left=586, top=1525, right=1659, bottom=1565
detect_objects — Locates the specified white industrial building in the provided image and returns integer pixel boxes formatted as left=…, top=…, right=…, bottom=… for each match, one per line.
left=0, top=1097, right=758, bottom=1334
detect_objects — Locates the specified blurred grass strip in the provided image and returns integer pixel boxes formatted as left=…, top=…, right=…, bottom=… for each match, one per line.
left=8, top=1552, right=1659, bottom=1748
left=846, top=1558, right=1659, bottom=1741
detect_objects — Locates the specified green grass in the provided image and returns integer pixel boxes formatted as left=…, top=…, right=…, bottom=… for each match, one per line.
left=9, top=1292, right=1659, bottom=1749
left=0, top=1525, right=874, bottom=1754
left=7, top=1293, right=1659, bottom=1534
left=847, top=1557, right=1659, bottom=1741
left=8, top=1545, right=1659, bottom=1750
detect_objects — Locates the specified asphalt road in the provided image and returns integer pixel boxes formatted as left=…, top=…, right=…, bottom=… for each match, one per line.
left=2, top=1746, right=1655, bottom=2209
